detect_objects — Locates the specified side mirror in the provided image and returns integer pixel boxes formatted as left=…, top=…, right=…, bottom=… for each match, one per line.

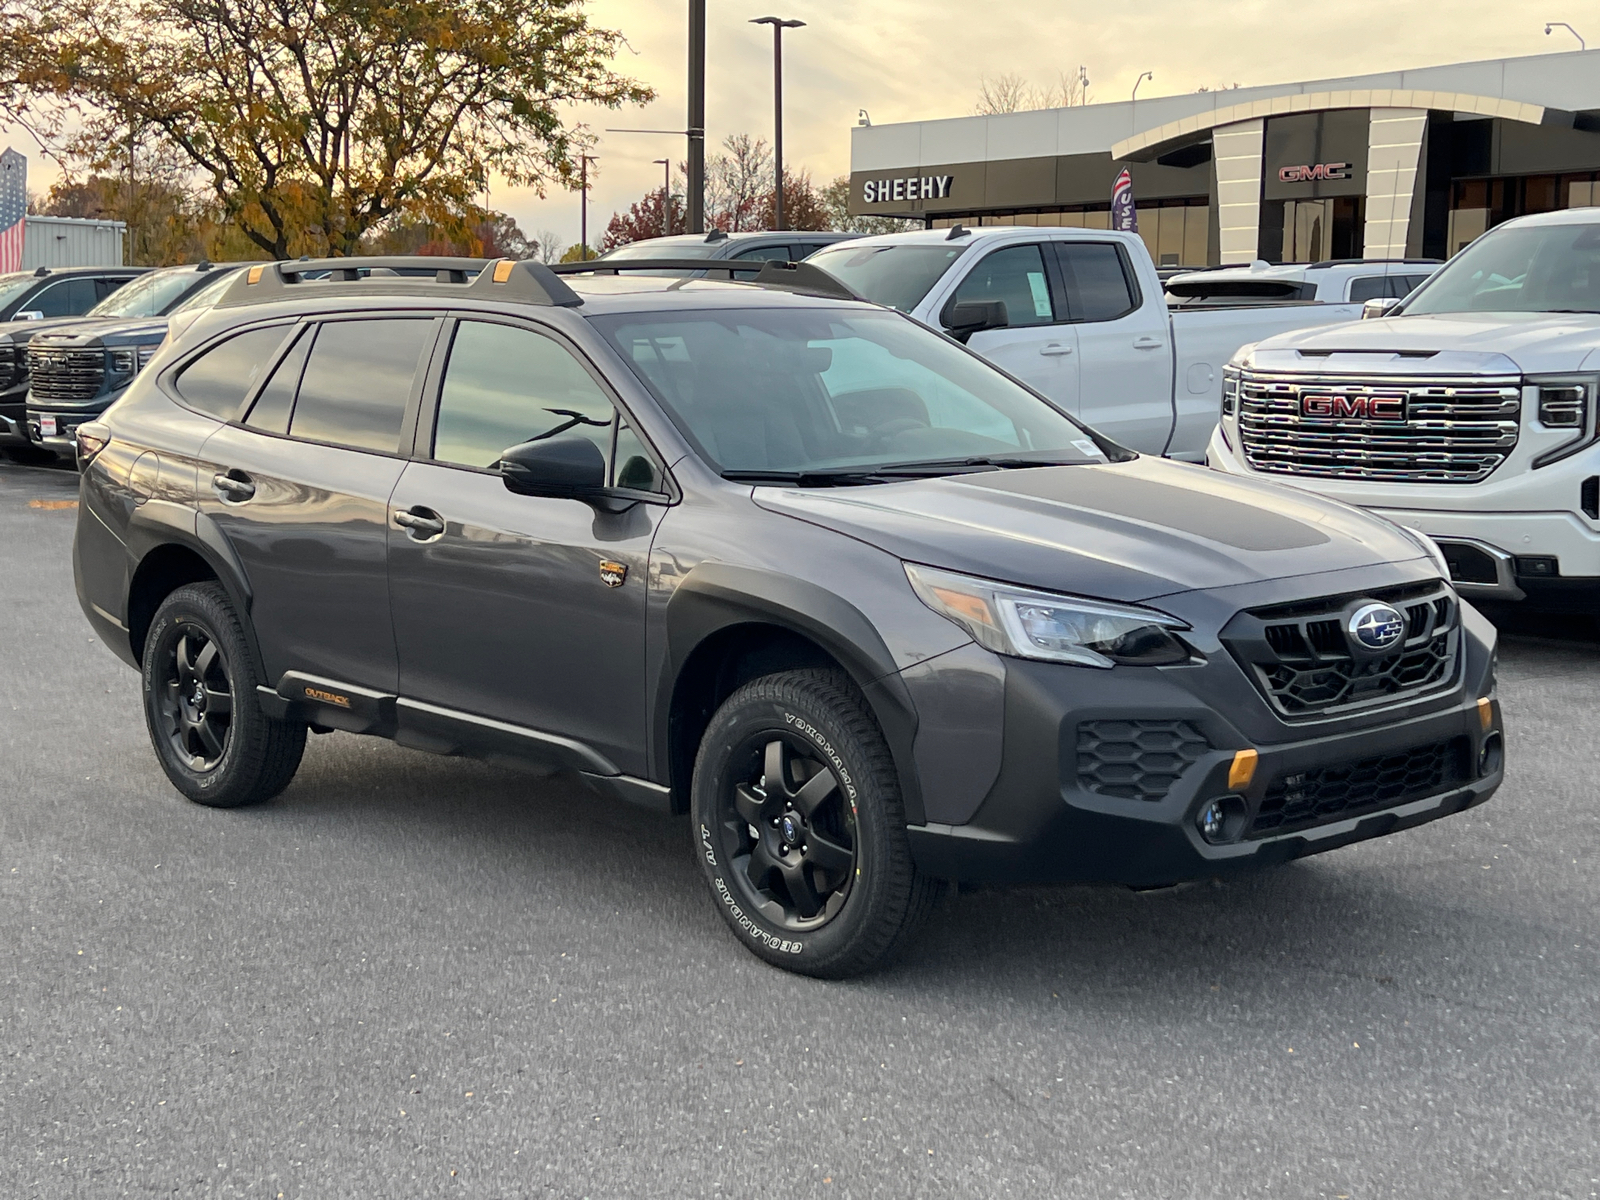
left=944, top=299, right=1008, bottom=342
left=14, top=310, right=44, bottom=322
left=499, top=435, right=606, bottom=498
left=1361, top=296, right=1402, bottom=320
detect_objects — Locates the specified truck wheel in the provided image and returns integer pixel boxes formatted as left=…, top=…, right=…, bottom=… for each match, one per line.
left=141, top=582, right=306, bottom=808
left=691, top=668, right=940, bottom=978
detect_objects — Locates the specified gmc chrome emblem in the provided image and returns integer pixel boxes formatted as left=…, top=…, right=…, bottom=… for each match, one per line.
left=1278, top=162, right=1352, bottom=183
left=1300, top=392, right=1406, bottom=421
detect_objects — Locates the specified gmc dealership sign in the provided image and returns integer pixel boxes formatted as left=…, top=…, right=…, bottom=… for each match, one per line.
left=862, top=174, right=955, bottom=203
left=1278, top=161, right=1352, bottom=183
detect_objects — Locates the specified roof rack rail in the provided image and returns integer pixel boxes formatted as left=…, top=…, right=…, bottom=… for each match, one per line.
left=548, top=257, right=863, bottom=301
left=218, top=256, right=583, bottom=309
left=1306, top=257, right=1443, bottom=268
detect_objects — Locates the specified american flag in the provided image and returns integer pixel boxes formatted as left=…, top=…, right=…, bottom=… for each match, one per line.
left=0, top=149, right=25, bottom=273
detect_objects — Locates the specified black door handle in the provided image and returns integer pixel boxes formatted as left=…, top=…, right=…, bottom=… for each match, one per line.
left=393, top=507, right=445, bottom=539
left=212, top=471, right=256, bottom=502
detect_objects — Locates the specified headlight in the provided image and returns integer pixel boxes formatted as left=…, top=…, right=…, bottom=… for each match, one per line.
left=904, top=563, right=1192, bottom=668
left=1534, top=381, right=1587, bottom=428
left=110, top=348, right=137, bottom=374
left=1221, top=365, right=1240, bottom=416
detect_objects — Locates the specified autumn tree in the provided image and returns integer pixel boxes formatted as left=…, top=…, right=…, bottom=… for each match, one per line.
left=821, top=176, right=918, bottom=236
left=598, top=187, right=686, bottom=251
left=24, top=0, right=652, bottom=258
left=704, top=133, right=773, bottom=232
left=973, top=69, right=1090, bottom=115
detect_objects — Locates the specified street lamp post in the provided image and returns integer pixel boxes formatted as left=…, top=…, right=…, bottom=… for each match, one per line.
left=1132, top=71, right=1153, bottom=102
left=654, top=158, right=672, bottom=237
left=1545, top=21, right=1587, bottom=49
left=750, top=16, right=805, bottom=231
left=688, top=0, right=706, bottom=233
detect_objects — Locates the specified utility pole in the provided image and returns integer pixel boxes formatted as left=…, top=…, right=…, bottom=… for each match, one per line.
left=688, top=0, right=706, bottom=233
left=579, top=153, right=596, bottom=259
left=654, top=159, right=671, bottom=236
left=750, top=16, right=805, bottom=231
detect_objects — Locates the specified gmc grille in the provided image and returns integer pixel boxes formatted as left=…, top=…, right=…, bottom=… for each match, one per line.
left=1238, top=370, right=1521, bottom=484
left=1248, top=736, right=1471, bottom=838
left=27, top=346, right=106, bottom=403
left=0, top=343, right=13, bottom=390
left=1221, top=580, right=1459, bottom=718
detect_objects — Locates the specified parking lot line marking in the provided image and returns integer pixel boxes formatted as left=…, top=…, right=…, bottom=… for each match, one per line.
left=27, top=499, right=77, bottom=510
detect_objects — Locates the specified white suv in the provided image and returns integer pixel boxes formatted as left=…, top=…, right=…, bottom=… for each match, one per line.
left=1167, top=259, right=1440, bottom=307
left=1208, top=209, right=1600, bottom=608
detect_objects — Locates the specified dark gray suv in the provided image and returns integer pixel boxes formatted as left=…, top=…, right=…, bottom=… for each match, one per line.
left=72, top=256, right=1504, bottom=977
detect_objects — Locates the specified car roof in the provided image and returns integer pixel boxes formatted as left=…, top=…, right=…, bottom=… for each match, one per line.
left=0, top=265, right=148, bottom=283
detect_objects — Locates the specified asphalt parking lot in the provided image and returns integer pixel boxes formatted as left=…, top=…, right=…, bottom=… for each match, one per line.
left=1, top=455, right=1597, bottom=1200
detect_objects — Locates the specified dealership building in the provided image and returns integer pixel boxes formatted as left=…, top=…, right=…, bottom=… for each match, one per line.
left=847, top=49, right=1600, bottom=267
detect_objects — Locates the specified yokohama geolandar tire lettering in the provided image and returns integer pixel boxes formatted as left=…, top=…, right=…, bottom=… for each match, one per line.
left=140, top=582, right=307, bottom=808
left=690, top=668, right=940, bottom=978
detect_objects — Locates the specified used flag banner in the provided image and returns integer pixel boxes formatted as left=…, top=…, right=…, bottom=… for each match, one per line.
left=1111, top=167, right=1137, bottom=234
left=0, top=148, right=24, bottom=273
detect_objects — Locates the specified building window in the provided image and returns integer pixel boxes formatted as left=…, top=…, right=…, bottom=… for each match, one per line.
left=1448, top=173, right=1600, bottom=256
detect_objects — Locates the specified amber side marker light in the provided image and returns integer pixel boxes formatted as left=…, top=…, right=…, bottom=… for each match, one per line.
left=493, top=260, right=515, bottom=283
left=246, top=265, right=265, bottom=284
left=1228, top=748, right=1258, bottom=791
left=1477, top=697, right=1494, bottom=731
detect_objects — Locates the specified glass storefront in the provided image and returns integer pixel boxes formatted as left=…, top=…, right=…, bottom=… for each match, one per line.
left=1279, top=197, right=1364, bottom=262
left=930, top=198, right=1209, bottom=267
left=1448, top=173, right=1600, bottom=256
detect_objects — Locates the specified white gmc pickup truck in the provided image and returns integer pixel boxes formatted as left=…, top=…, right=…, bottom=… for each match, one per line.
left=807, top=228, right=1364, bottom=459
left=1208, top=208, right=1600, bottom=607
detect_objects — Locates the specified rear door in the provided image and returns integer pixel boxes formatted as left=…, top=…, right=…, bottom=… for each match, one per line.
left=1055, top=240, right=1173, bottom=453
left=385, top=316, right=669, bottom=775
left=198, top=314, right=441, bottom=696
left=943, top=242, right=1079, bottom=407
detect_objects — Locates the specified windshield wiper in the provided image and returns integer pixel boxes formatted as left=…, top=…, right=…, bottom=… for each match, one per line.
left=722, top=457, right=1086, bottom=488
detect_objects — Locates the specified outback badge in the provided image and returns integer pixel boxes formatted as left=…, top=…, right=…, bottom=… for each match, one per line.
left=598, top=560, right=628, bottom=588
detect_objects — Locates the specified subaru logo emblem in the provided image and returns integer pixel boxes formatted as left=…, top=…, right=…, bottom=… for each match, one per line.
left=1348, top=602, right=1405, bottom=652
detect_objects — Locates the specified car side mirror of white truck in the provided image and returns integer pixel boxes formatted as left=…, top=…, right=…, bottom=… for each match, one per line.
left=1361, top=297, right=1402, bottom=320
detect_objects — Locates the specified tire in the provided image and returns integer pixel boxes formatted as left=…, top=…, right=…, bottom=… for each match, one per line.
left=691, top=668, right=940, bottom=978
left=141, top=582, right=306, bottom=807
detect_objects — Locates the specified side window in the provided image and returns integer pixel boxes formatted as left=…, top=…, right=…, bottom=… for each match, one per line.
left=948, top=244, right=1056, bottom=328
left=175, top=325, right=293, bottom=419
left=1393, top=274, right=1430, bottom=298
left=244, top=327, right=311, bottom=434
left=29, top=281, right=76, bottom=318
left=1056, top=243, right=1138, bottom=322
left=288, top=318, right=432, bottom=453
left=733, top=244, right=794, bottom=262
left=96, top=277, right=131, bottom=303
left=1347, top=275, right=1388, bottom=303
left=432, top=320, right=622, bottom=475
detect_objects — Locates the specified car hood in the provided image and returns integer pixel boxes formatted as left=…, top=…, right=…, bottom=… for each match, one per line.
left=29, top=316, right=170, bottom=348
left=753, top=456, right=1427, bottom=604
left=0, top=315, right=118, bottom=346
left=1250, top=311, right=1600, bottom=376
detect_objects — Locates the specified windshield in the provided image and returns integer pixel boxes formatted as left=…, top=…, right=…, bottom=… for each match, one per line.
left=1404, top=221, right=1600, bottom=315
left=88, top=267, right=210, bottom=318
left=168, top=267, right=244, bottom=314
left=591, top=307, right=1113, bottom=478
left=0, top=272, right=42, bottom=312
left=600, top=240, right=724, bottom=261
left=805, top=243, right=968, bottom=312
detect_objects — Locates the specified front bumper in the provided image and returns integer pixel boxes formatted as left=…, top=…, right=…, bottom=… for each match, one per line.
left=0, top=387, right=26, bottom=444
left=907, top=653, right=1502, bottom=887
left=26, top=392, right=121, bottom=459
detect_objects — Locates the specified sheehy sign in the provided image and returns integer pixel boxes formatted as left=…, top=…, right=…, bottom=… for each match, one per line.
left=1278, top=162, right=1352, bottom=183
left=862, top=175, right=954, bottom=203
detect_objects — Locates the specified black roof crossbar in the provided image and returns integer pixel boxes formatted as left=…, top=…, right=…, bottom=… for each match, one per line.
left=548, top=257, right=864, bottom=302
left=215, top=256, right=584, bottom=309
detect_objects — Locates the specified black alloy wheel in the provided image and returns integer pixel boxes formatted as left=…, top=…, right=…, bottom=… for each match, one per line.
left=723, top=733, right=858, bottom=929
left=155, top=624, right=235, bottom=772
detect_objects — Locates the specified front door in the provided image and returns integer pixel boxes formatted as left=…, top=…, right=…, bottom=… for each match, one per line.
left=948, top=243, right=1081, bottom=409
left=1054, top=241, right=1173, bottom=454
left=198, top=315, right=440, bottom=694
left=386, top=317, right=670, bottom=776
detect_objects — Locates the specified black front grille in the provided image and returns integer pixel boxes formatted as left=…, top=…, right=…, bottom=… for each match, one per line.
left=1077, top=719, right=1211, bottom=801
left=1222, top=581, right=1459, bottom=718
left=27, top=346, right=105, bottom=402
left=1248, top=737, right=1470, bottom=837
left=0, top=343, right=14, bottom=390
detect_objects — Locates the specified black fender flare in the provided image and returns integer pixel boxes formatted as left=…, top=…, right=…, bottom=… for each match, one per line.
left=124, top=500, right=265, bottom=678
left=656, top=562, right=925, bottom=826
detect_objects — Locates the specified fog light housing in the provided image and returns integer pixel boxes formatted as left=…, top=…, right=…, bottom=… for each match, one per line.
left=1478, top=731, right=1504, bottom=777
left=1196, top=794, right=1248, bottom=844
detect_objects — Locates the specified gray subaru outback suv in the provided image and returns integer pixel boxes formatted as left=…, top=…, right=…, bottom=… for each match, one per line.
left=72, top=256, right=1503, bottom=977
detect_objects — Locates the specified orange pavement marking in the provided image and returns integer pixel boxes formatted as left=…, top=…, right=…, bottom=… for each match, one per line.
left=27, top=499, right=78, bottom=510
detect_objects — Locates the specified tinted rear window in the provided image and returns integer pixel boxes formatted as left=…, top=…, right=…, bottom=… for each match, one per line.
left=176, top=325, right=293, bottom=419
left=1057, top=243, right=1138, bottom=321
left=806, top=243, right=968, bottom=312
left=288, top=319, right=432, bottom=452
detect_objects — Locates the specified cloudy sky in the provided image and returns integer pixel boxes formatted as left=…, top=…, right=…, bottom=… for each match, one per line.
left=4, top=0, right=1582, bottom=250
left=506, top=0, right=1574, bottom=248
